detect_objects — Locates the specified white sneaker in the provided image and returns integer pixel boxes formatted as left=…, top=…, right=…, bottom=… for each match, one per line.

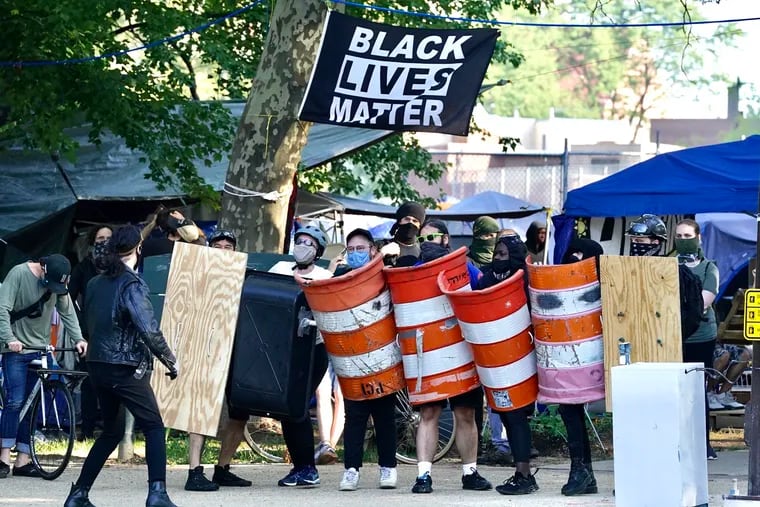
left=717, top=392, right=744, bottom=409
left=707, top=392, right=724, bottom=411
left=379, top=467, right=397, bottom=489
left=340, top=468, right=360, bottom=491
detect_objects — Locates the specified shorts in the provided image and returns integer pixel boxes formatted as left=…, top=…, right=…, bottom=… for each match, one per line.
left=713, top=343, right=750, bottom=363
left=416, top=386, right=484, bottom=411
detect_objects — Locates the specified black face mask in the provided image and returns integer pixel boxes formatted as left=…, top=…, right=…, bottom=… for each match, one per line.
left=395, top=223, right=419, bottom=244
left=492, top=259, right=512, bottom=274
left=420, top=242, right=449, bottom=262
left=630, top=241, right=661, bottom=257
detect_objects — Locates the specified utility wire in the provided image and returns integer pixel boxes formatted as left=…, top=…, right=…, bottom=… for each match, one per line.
left=331, top=0, right=760, bottom=29
left=0, top=0, right=264, bottom=68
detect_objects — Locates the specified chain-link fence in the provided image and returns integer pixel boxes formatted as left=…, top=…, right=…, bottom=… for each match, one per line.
left=423, top=149, right=655, bottom=210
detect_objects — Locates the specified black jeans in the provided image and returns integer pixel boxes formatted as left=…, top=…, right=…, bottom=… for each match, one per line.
left=76, top=363, right=167, bottom=487
left=343, top=393, right=397, bottom=470
left=281, top=343, right=328, bottom=469
left=683, top=338, right=717, bottom=448
left=558, top=403, right=591, bottom=464
left=498, top=404, right=534, bottom=463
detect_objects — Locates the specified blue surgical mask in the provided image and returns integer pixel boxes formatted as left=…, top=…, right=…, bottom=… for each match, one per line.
left=347, top=250, right=371, bottom=269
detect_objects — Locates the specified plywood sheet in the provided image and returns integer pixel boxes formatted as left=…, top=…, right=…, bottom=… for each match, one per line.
left=151, top=242, right=248, bottom=436
left=600, top=255, right=682, bottom=410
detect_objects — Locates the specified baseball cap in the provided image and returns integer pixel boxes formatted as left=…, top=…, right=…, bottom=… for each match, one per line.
left=41, top=254, right=72, bottom=294
left=346, top=228, right=374, bottom=244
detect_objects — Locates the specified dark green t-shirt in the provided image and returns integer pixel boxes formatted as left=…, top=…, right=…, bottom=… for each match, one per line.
left=685, top=259, right=719, bottom=343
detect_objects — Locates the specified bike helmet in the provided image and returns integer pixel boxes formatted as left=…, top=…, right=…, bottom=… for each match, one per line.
left=208, top=229, right=237, bottom=249
left=626, top=214, right=667, bottom=241
left=295, top=225, right=327, bottom=258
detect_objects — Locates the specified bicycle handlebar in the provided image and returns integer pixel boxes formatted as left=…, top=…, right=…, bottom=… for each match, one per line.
left=0, top=345, right=80, bottom=353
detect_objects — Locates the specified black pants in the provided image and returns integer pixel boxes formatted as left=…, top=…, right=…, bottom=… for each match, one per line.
left=558, top=404, right=591, bottom=464
left=77, top=357, right=99, bottom=437
left=343, top=393, right=397, bottom=470
left=683, top=338, right=717, bottom=447
left=76, top=363, right=167, bottom=488
left=281, top=344, right=328, bottom=469
left=498, top=404, right=534, bottom=463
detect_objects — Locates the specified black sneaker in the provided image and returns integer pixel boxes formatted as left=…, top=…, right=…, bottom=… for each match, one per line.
left=0, top=461, right=10, bottom=479
left=213, top=464, right=252, bottom=487
left=495, top=471, right=539, bottom=495
left=185, top=466, right=220, bottom=491
left=411, top=472, right=433, bottom=494
left=462, top=469, right=492, bottom=490
left=12, top=463, right=41, bottom=478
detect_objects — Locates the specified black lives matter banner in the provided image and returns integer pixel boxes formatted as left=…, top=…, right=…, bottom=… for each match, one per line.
left=299, top=12, right=498, bottom=136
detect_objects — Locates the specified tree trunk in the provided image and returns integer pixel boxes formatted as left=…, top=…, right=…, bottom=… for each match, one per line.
left=219, top=0, right=326, bottom=253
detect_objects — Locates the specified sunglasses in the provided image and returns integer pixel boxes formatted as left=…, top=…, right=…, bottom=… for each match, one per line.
left=417, top=233, right=444, bottom=244
left=294, top=237, right=316, bottom=247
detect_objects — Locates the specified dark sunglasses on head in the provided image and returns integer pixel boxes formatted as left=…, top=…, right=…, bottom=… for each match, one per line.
left=417, top=233, right=444, bottom=244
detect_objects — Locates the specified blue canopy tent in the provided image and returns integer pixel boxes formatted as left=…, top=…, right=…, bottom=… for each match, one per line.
left=562, top=135, right=760, bottom=217
left=554, top=135, right=760, bottom=295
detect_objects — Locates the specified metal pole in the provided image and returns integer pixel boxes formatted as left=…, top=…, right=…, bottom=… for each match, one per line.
left=118, top=409, right=135, bottom=462
left=749, top=193, right=760, bottom=495
left=561, top=138, right=570, bottom=209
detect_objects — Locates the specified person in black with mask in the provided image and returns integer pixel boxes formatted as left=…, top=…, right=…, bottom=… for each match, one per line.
left=64, top=225, right=179, bottom=507
left=556, top=237, right=604, bottom=496
left=477, top=235, right=539, bottom=496
left=380, top=202, right=426, bottom=267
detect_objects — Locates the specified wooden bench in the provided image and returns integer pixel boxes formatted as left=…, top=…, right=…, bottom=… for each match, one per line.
left=710, top=408, right=745, bottom=430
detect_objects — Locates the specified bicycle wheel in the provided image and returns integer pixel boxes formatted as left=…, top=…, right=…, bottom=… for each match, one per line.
left=395, top=389, right=456, bottom=464
left=29, top=379, right=75, bottom=480
left=243, top=416, right=286, bottom=463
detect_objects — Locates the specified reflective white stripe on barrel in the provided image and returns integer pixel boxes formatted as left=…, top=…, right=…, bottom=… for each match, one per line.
left=312, top=290, right=392, bottom=333
left=476, top=351, right=537, bottom=389
left=401, top=340, right=473, bottom=380
left=329, top=341, right=403, bottom=379
left=529, top=282, right=601, bottom=318
left=394, top=285, right=471, bottom=328
left=534, top=336, right=604, bottom=369
left=459, top=306, right=531, bottom=345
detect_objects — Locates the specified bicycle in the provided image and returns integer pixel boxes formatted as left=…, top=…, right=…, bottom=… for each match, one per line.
left=0, top=345, right=88, bottom=480
left=242, top=387, right=456, bottom=464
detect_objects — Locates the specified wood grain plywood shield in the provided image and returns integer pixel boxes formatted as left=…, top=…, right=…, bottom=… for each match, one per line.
left=600, top=255, right=682, bottom=411
left=151, top=242, right=248, bottom=436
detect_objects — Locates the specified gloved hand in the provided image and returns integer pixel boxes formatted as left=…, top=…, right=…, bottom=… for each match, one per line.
left=166, top=362, right=179, bottom=380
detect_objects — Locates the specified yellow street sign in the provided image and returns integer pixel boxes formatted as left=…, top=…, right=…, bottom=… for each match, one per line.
left=744, top=289, right=760, bottom=340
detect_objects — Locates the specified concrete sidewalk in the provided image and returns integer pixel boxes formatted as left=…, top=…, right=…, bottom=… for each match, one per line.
left=0, top=450, right=749, bottom=506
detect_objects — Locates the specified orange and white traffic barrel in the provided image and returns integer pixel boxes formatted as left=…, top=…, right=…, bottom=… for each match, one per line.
left=439, top=269, right=538, bottom=411
left=383, top=247, right=480, bottom=405
left=299, top=255, right=405, bottom=401
left=526, top=257, right=605, bottom=404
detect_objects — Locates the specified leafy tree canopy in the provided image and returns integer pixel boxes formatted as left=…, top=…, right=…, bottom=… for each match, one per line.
left=1, top=0, right=553, bottom=206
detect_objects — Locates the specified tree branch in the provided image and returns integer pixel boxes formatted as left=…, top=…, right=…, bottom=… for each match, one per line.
left=111, top=22, right=145, bottom=37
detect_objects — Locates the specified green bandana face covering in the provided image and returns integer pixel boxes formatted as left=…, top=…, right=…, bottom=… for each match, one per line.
left=469, top=237, right=496, bottom=266
left=675, top=237, right=699, bottom=255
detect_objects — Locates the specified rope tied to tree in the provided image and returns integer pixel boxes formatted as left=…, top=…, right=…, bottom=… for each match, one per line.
left=223, top=181, right=285, bottom=201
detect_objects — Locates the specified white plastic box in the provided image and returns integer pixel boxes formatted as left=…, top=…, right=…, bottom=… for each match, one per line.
left=612, top=362, right=708, bottom=507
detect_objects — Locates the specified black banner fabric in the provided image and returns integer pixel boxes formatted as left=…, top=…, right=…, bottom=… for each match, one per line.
left=299, top=12, right=498, bottom=136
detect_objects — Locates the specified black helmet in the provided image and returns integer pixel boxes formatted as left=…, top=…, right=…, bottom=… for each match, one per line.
left=208, top=229, right=237, bottom=248
left=626, top=214, right=667, bottom=241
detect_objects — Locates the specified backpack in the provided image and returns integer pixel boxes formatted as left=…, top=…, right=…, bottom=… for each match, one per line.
left=678, top=263, right=705, bottom=340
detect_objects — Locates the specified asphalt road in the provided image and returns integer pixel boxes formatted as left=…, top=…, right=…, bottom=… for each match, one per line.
left=0, top=451, right=749, bottom=507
